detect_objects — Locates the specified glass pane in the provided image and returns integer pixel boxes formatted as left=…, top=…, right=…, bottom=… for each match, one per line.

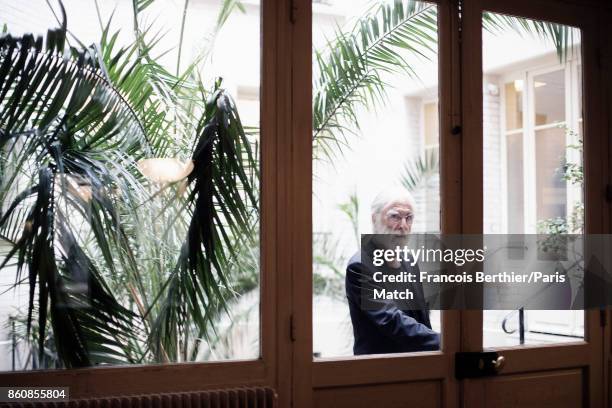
left=0, top=0, right=261, bottom=370
left=312, top=0, right=441, bottom=358
left=482, top=12, right=583, bottom=348
left=534, top=70, right=565, bottom=126
left=536, top=127, right=568, bottom=222
left=505, top=81, right=524, bottom=130
left=424, top=103, right=439, bottom=147
left=506, top=133, right=524, bottom=234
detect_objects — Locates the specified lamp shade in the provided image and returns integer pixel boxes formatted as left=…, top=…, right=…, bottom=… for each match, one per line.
left=137, top=158, right=195, bottom=183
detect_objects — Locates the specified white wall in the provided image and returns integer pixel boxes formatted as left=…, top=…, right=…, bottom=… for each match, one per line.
left=483, top=75, right=503, bottom=233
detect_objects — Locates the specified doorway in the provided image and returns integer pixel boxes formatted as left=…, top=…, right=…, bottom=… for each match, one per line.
left=294, top=0, right=608, bottom=407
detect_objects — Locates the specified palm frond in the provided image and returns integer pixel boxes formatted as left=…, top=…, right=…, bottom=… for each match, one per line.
left=337, top=191, right=360, bottom=246
left=482, top=12, right=578, bottom=62
left=97, top=16, right=195, bottom=158
left=313, top=0, right=438, bottom=160
left=119, top=0, right=247, bottom=158
left=400, top=148, right=439, bottom=192
left=0, top=24, right=149, bottom=367
left=148, top=83, right=258, bottom=361
left=314, top=1, right=578, bottom=162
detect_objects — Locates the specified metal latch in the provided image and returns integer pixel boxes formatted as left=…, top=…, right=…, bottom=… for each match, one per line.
left=455, top=351, right=505, bottom=379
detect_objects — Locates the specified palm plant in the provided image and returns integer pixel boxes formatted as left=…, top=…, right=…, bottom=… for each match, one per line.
left=97, top=0, right=259, bottom=362
left=400, top=148, right=439, bottom=192
left=313, top=1, right=437, bottom=160
left=0, top=12, right=154, bottom=366
left=311, top=1, right=576, bottom=235
left=0, top=0, right=256, bottom=367
left=0, top=0, right=578, bottom=368
left=313, top=2, right=576, bottom=161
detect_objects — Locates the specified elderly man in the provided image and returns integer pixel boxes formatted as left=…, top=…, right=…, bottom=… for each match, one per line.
left=346, top=187, right=440, bottom=355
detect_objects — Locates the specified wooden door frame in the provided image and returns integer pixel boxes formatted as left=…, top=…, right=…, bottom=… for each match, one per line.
left=602, top=4, right=612, bottom=408
left=291, top=0, right=610, bottom=406
left=460, top=0, right=608, bottom=407
left=291, top=1, right=464, bottom=407
left=1, top=0, right=291, bottom=401
left=2, top=0, right=609, bottom=405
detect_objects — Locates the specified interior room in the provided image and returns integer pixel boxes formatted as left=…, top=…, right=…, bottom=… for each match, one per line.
left=0, top=0, right=611, bottom=406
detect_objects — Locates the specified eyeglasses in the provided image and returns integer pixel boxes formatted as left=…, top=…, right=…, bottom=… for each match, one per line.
left=385, top=212, right=414, bottom=225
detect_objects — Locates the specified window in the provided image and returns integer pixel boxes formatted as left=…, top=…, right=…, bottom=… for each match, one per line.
left=483, top=12, right=584, bottom=348
left=0, top=0, right=262, bottom=371
left=422, top=102, right=440, bottom=233
left=501, top=64, right=582, bottom=234
left=311, top=0, right=441, bottom=358
left=1, top=0, right=608, bottom=404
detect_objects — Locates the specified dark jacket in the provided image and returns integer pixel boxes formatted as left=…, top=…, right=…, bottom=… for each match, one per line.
left=346, top=246, right=440, bottom=355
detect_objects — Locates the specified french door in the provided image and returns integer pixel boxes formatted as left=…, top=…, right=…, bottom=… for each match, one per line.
left=460, top=1, right=606, bottom=407
left=290, top=0, right=609, bottom=407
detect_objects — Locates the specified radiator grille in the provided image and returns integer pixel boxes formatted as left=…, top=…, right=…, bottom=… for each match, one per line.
left=4, top=387, right=277, bottom=408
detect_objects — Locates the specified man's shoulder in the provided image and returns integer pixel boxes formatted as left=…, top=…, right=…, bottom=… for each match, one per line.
left=345, top=250, right=375, bottom=289
left=347, top=250, right=374, bottom=268
left=347, top=251, right=362, bottom=267
left=346, top=251, right=375, bottom=277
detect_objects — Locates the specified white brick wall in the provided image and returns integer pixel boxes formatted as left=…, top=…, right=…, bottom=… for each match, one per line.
left=483, top=75, right=503, bottom=233
left=403, top=96, right=430, bottom=233
left=402, top=83, right=502, bottom=235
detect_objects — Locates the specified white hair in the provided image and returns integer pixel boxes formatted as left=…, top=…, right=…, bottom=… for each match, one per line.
left=370, top=186, right=416, bottom=217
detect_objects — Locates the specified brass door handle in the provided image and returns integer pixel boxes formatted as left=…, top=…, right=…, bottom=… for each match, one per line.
left=493, top=355, right=506, bottom=371
left=456, top=352, right=506, bottom=379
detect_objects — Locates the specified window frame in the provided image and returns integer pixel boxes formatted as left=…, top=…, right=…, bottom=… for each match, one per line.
left=499, top=57, right=583, bottom=234
left=421, top=99, right=442, bottom=232
left=461, top=1, right=608, bottom=406
left=2, top=1, right=610, bottom=407
left=302, top=0, right=465, bottom=401
left=0, top=1, right=294, bottom=402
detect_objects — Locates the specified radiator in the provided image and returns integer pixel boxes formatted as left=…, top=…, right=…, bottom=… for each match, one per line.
left=3, top=387, right=278, bottom=408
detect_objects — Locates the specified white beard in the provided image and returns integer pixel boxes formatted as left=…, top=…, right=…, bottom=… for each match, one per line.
left=372, top=217, right=411, bottom=249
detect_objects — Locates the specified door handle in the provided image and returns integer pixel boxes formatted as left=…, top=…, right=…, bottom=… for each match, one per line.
left=477, top=354, right=505, bottom=371
left=492, top=355, right=505, bottom=371
left=456, top=351, right=505, bottom=379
